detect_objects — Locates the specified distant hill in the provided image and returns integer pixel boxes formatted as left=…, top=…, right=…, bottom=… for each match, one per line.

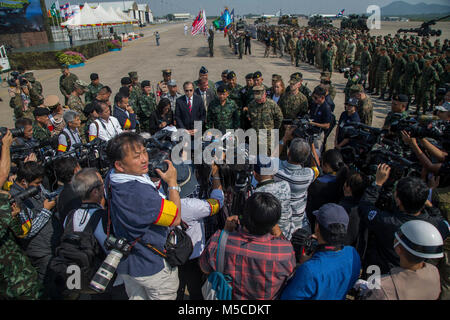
left=381, top=1, right=450, bottom=16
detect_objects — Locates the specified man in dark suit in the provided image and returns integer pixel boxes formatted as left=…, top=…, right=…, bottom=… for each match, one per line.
left=194, top=78, right=216, bottom=115
left=175, top=81, right=206, bottom=136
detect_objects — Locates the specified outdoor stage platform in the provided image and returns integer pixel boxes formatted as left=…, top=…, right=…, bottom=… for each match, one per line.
left=9, top=39, right=109, bottom=70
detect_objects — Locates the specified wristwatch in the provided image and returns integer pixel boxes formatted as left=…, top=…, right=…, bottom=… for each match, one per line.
left=168, top=185, right=181, bottom=193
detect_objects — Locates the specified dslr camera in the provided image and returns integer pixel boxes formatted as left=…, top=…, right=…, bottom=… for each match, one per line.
left=282, top=115, right=319, bottom=144
left=90, top=235, right=132, bottom=293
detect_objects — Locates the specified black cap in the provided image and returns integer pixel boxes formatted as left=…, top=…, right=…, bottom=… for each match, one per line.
left=217, top=85, right=228, bottom=93
left=121, top=77, right=132, bottom=85
left=90, top=73, right=99, bottom=81
left=174, top=163, right=199, bottom=198
left=33, top=107, right=50, bottom=117
left=141, top=80, right=151, bottom=88
left=199, top=66, right=208, bottom=74
left=313, top=203, right=349, bottom=232
left=394, top=94, right=408, bottom=103
left=226, top=71, right=236, bottom=80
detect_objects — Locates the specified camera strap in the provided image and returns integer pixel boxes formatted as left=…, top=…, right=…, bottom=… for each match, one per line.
left=315, top=244, right=343, bottom=252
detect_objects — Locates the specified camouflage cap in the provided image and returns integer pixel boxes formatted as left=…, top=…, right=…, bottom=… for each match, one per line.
left=22, top=72, right=35, bottom=82
left=43, top=95, right=60, bottom=108
left=272, top=73, right=282, bottom=80
left=74, top=80, right=89, bottom=90
left=252, top=85, right=265, bottom=92
left=128, top=71, right=138, bottom=79
left=346, top=97, right=359, bottom=106
left=349, top=84, right=364, bottom=93
left=290, top=72, right=303, bottom=83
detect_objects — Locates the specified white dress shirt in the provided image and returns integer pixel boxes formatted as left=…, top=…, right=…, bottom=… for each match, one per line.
left=90, top=116, right=123, bottom=141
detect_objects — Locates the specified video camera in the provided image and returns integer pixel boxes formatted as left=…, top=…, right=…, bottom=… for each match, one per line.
left=145, top=129, right=179, bottom=178
left=9, top=186, right=39, bottom=205
left=282, top=115, right=320, bottom=144
left=389, top=117, right=447, bottom=141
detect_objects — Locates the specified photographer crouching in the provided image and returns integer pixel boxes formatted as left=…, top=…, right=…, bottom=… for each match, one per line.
left=105, top=132, right=181, bottom=300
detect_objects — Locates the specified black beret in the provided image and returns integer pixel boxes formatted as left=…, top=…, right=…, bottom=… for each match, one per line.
left=121, top=77, right=132, bottom=85
left=217, top=85, right=228, bottom=93
left=245, top=73, right=253, bottom=79
left=141, top=80, right=151, bottom=88
left=252, top=71, right=262, bottom=79
left=33, top=107, right=50, bottom=117
left=226, top=71, right=236, bottom=80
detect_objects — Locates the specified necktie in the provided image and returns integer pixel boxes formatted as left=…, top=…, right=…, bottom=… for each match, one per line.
left=188, top=98, right=192, bottom=113
left=202, top=92, right=207, bottom=109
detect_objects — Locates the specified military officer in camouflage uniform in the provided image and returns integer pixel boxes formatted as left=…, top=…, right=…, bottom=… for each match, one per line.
left=59, top=64, right=78, bottom=105
left=247, top=85, right=283, bottom=153
left=208, top=27, right=214, bottom=57
left=226, top=71, right=243, bottom=108
left=128, top=72, right=142, bottom=112
left=375, top=47, right=392, bottom=100
left=136, top=80, right=157, bottom=133
left=278, top=73, right=309, bottom=120
left=337, top=36, right=348, bottom=69
left=239, top=73, right=254, bottom=130
left=295, top=35, right=303, bottom=67
left=346, top=38, right=356, bottom=66
left=383, top=94, right=410, bottom=130
left=67, top=80, right=89, bottom=141
left=32, top=107, right=52, bottom=143
left=85, top=73, right=103, bottom=105
left=288, top=34, right=297, bottom=66
left=206, top=85, right=240, bottom=134
left=350, top=84, right=374, bottom=126
left=0, top=191, right=43, bottom=299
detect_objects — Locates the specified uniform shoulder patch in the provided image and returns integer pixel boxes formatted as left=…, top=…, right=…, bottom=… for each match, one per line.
left=368, top=210, right=378, bottom=221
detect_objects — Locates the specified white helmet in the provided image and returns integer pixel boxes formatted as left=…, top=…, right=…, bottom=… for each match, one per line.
left=395, top=220, right=444, bottom=259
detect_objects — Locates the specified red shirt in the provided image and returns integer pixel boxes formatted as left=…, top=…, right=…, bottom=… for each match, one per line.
left=199, top=228, right=296, bottom=300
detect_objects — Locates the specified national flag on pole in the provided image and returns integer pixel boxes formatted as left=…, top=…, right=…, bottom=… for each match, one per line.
left=213, top=8, right=232, bottom=31
left=50, top=3, right=60, bottom=17
left=191, top=10, right=207, bottom=36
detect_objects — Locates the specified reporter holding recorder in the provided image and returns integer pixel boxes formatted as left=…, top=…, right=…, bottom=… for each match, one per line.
left=105, top=132, right=181, bottom=300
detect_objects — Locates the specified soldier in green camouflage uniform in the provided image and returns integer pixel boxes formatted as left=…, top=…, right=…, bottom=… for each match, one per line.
left=360, top=43, right=372, bottom=90
left=128, top=72, right=142, bottom=112
left=337, top=36, right=348, bottom=69
left=239, top=73, right=254, bottom=130
left=0, top=192, right=43, bottom=299
left=344, top=61, right=362, bottom=102
left=59, top=65, right=79, bottom=105
left=247, top=85, right=283, bottom=153
left=350, top=84, right=373, bottom=126
left=9, top=83, right=33, bottom=121
left=278, top=73, right=309, bottom=120
left=136, top=80, right=157, bottom=133
left=22, top=72, right=44, bottom=108
left=402, top=53, right=420, bottom=108
left=226, top=71, right=243, bottom=107
left=375, top=47, right=392, bottom=100
left=322, top=43, right=333, bottom=76
left=346, top=38, right=356, bottom=66
left=85, top=73, right=103, bottom=105
left=288, top=34, right=297, bottom=66
left=386, top=50, right=406, bottom=101
left=206, top=86, right=240, bottom=134
left=383, top=94, right=409, bottom=130
left=417, top=57, right=440, bottom=114
left=67, top=80, right=88, bottom=142
left=32, top=108, right=52, bottom=143
left=368, top=46, right=380, bottom=94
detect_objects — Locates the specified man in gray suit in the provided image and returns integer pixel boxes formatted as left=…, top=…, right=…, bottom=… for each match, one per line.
left=194, top=78, right=216, bottom=115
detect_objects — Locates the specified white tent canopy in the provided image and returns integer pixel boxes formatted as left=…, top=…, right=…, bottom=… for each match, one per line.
left=61, top=3, right=130, bottom=27
left=106, top=6, right=127, bottom=23
left=115, top=7, right=137, bottom=22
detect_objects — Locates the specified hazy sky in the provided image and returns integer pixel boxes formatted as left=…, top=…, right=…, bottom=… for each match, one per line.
left=43, top=0, right=450, bottom=16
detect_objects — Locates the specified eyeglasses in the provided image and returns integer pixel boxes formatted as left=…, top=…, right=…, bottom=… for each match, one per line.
left=185, top=89, right=193, bottom=92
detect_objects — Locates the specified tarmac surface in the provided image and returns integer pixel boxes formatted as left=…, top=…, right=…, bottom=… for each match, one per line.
left=1, top=19, right=448, bottom=147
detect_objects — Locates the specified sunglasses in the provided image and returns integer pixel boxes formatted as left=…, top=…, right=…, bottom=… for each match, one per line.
left=185, top=89, right=193, bottom=92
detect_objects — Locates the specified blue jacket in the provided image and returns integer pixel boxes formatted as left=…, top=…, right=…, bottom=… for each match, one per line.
left=113, top=105, right=137, bottom=131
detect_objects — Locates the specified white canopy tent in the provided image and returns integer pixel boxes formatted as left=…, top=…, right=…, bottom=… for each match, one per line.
left=94, top=4, right=125, bottom=24
left=61, top=3, right=101, bottom=27
left=115, top=7, right=138, bottom=23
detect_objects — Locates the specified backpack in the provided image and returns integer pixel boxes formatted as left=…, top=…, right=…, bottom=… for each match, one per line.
left=48, top=209, right=105, bottom=297
left=202, top=230, right=233, bottom=300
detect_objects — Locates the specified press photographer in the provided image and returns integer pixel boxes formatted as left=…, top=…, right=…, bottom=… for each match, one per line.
left=9, top=76, right=33, bottom=121
left=105, top=132, right=181, bottom=300
left=309, top=85, right=333, bottom=157
left=358, top=163, right=449, bottom=275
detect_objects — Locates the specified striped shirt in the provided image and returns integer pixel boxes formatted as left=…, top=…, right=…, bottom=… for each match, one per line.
left=274, top=160, right=319, bottom=231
